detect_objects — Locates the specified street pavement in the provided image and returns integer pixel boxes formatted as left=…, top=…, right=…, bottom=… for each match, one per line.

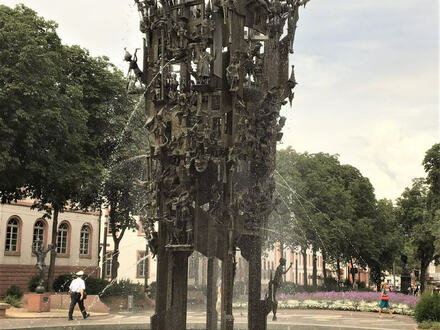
left=0, top=308, right=418, bottom=330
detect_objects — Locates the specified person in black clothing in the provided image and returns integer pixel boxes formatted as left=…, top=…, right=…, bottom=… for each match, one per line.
left=68, top=271, right=90, bottom=320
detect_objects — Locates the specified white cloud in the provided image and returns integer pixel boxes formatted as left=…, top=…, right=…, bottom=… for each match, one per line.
left=359, top=121, right=438, bottom=199
left=2, top=0, right=438, bottom=201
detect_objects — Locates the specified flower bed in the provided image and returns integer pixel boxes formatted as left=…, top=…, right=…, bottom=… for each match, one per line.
left=232, top=291, right=418, bottom=316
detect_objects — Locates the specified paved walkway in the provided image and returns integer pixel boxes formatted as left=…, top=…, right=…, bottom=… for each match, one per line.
left=0, top=309, right=418, bottom=330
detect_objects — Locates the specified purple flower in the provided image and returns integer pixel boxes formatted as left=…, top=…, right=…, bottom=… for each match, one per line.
left=277, top=291, right=418, bottom=307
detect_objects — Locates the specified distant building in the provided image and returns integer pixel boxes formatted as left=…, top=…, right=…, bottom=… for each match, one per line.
left=99, top=212, right=157, bottom=285
left=426, top=261, right=440, bottom=285
left=0, top=201, right=100, bottom=295
left=235, top=244, right=327, bottom=287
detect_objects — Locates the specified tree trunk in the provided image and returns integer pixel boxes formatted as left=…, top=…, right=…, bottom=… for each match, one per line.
left=420, top=259, right=427, bottom=293
left=111, top=240, right=119, bottom=281
left=350, top=259, right=356, bottom=288
left=336, top=257, right=341, bottom=285
left=109, top=205, right=126, bottom=281
left=144, top=241, right=149, bottom=290
left=47, top=208, right=59, bottom=292
left=101, top=222, right=108, bottom=279
left=302, top=247, right=307, bottom=287
left=322, top=252, right=327, bottom=280
left=312, top=248, right=317, bottom=288
left=194, top=252, right=199, bottom=285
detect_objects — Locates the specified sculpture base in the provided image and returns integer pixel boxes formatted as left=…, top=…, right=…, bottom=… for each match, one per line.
left=35, top=285, right=45, bottom=294
left=401, top=274, right=411, bottom=294
left=27, top=293, right=51, bottom=312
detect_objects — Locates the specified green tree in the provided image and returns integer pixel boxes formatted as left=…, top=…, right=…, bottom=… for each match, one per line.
left=359, top=199, right=402, bottom=291
left=0, top=5, right=134, bottom=290
left=272, top=149, right=357, bottom=288
left=396, top=178, right=438, bottom=293
left=423, top=143, right=440, bottom=212
left=272, top=148, right=402, bottom=290
left=102, top=96, right=149, bottom=280
left=423, top=144, right=440, bottom=258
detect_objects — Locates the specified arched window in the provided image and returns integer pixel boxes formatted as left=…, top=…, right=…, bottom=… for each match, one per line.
left=79, top=225, right=91, bottom=256
left=5, top=217, right=20, bottom=253
left=32, top=220, right=45, bottom=251
left=56, top=223, right=69, bottom=254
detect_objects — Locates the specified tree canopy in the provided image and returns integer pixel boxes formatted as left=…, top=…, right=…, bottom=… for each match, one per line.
left=270, top=148, right=402, bottom=288
left=0, top=4, right=141, bottom=289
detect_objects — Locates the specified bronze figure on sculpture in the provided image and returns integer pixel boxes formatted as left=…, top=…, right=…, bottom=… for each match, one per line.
left=269, top=257, right=293, bottom=321
left=32, top=241, right=54, bottom=293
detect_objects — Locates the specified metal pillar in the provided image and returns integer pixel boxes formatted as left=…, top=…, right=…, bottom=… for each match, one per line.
left=207, top=257, right=218, bottom=330
left=248, top=236, right=267, bottom=330
left=168, top=251, right=190, bottom=330
left=221, top=250, right=234, bottom=330
left=151, top=222, right=169, bottom=330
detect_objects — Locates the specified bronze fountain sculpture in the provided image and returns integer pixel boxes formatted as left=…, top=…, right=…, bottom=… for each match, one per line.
left=127, top=0, right=310, bottom=328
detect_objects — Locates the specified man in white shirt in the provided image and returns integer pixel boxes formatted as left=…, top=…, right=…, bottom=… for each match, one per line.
left=68, top=270, right=90, bottom=320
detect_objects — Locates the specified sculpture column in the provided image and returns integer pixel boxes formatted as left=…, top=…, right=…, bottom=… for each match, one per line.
left=167, top=251, right=190, bottom=330
left=248, top=236, right=266, bottom=330
left=151, top=221, right=169, bottom=330
left=207, top=257, right=218, bottom=330
left=221, top=248, right=234, bottom=330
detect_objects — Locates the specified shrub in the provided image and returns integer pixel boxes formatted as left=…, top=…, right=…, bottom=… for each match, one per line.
left=279, top=281, right=297, bottom=295
left=2, top=295, right=21, bottom=308
left=53, top=274, right=112, bottom=295
left=149, top=281, right=156, bottom=299
left=415, top=293, right=440, bottom=323
left=101, top=279, right=144, bottom=300
left=85, top=276, right=111, bottom=295
left=28, top=274, right=46, bottom=293
left=418, top=321, right=440, bottom=329
left=53, top=274, right=75, bottom=293
left=323, top=277, right=339, bottom=291
left=6, top=285, right=23, bottom=299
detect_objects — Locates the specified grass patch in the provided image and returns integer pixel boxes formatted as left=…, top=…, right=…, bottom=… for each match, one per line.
left=1, top=295, right=22, bottom=308
left=418, top=321, right=440, bottom=329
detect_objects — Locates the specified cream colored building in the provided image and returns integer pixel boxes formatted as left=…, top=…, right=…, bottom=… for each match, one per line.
left=99, top=213, right=157, bottom=285
left=0, top=200, right=100, bottom=295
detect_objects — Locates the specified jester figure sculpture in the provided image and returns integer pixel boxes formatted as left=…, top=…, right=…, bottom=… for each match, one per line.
left=128, top=0, right=310, bottom=329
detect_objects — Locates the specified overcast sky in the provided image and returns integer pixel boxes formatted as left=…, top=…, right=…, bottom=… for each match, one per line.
left=2, top=0, right=439, bottom=201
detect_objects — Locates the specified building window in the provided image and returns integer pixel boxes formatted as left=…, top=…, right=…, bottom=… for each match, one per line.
left=5, top=218, right=20, bottom=253
left=32, top=220, right=45, bottom=251
left=104, top=252, right=113, bottom=278
left=79, top=225, right=91, bottom=256
left=137, top=251, right=148, bottom=278
left=56, top=223, right=69, bottom=254
left=137, top=218, right=145, bottom=236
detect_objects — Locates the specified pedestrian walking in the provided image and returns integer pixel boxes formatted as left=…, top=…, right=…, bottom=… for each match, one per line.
left=378, top=283, right=395, bottom=318
left=414, top=285, right=420, bottom=296
left=68, top=270, right=90, bottom=321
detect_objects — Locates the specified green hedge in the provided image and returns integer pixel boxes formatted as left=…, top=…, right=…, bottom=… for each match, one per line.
left=415, top=293, right=440, bottom=323
left=418, top=321, right=440, bottom=329
left=28, top=274, right=46, bottom=292
left=53, top=274, right=75, bottom=292
left=6, top=285, right=23, bottom=299
left=53, top=274, right=145, bottom=300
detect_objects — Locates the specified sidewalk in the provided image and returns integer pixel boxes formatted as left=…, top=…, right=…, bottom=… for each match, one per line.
left=6, top=306, right=109, bottom=318
left=0, top=309, right=418, bottom=330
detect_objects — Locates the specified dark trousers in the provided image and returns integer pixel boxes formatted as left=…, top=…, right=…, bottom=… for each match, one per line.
left=68, top=292, right=87, bottom=319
